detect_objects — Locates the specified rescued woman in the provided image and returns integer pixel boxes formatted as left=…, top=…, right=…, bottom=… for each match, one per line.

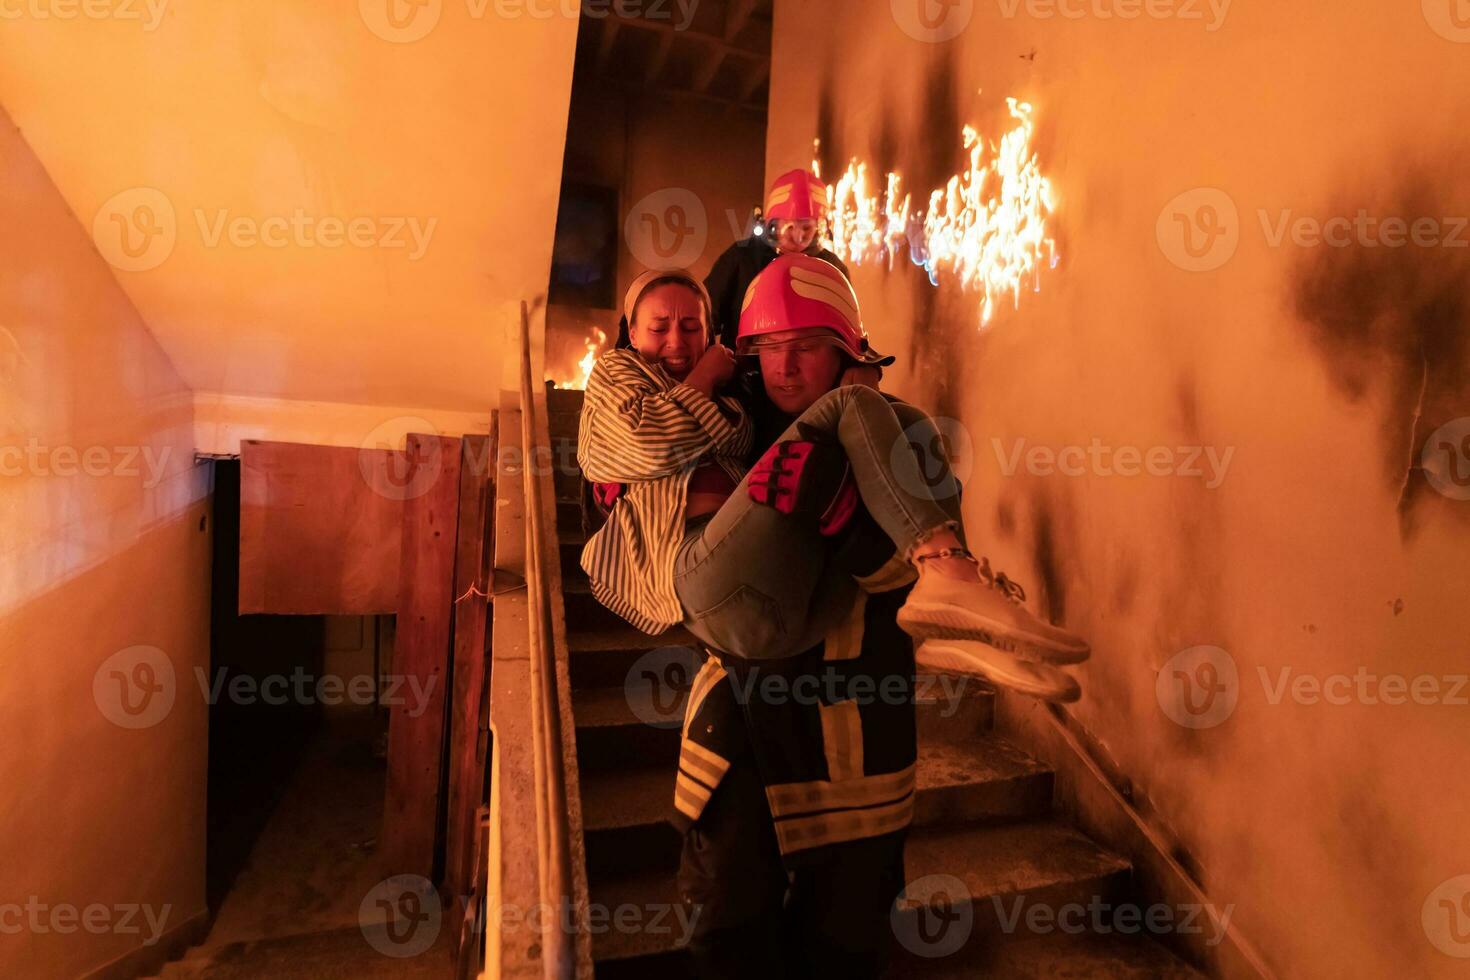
left=576, top=260, right=1089, bottom=668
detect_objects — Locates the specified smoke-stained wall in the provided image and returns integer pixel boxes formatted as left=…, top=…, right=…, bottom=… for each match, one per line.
left=768, top=1, right=1470, bottom=976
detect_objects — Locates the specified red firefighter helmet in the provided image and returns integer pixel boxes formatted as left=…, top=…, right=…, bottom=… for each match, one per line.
left=764, top=169, right=829, bottom=222
left=736, top=253, right=888, bottom=365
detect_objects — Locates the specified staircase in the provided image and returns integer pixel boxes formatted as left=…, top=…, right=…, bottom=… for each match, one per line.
left=548, top=387, right=1204, bottom=979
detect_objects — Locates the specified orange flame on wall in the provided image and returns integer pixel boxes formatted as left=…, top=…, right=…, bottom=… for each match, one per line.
left=817, top=98, right=1057, bottom=327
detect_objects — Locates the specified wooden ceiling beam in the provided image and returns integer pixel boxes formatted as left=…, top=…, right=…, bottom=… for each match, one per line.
left=737, top=58, right=770, bottom=104
left=723, top=0, right=759, bottom=40
left=618, top=14, right=766, bottom=61
left=594, top=18, right=620, bottom=72
left=643, top=30, right=674, bottom=85
left=691, top=41, right=727, bottom=94
left=585, top=73, right=767, bottom=113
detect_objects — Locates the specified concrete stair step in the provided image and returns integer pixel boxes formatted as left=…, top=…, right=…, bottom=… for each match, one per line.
left=550, top=439, right=579, bottom=482
left=554, top=466, right=583, bottom=502
left=146, top=924, right=454, bottom=979
left=915, top=671, right=996, bottom=744
left=911, top=736, right=1053, bottom=828
left=588, top=819, right=1132, bottom=965
left=581, top=735, right=1055, bottom=877
left=573, top=684, right=683, bottom=771
left=560, top=539, right=589, bottom=576
left=572, top=670, right=995, bottom=774
left=563, top=588, right=634, bottom=635
left=895, top=820, right=1132, bottom=922
left=567, top=624, right=698, bottom=691
left=889, top=927, right=1206, bottom=978
left=580, top=737, right=1052, bottom=835
left=546, top=387, right=585, bottom=414
left=591, top=953, right=692, bottom=980
left=589, top=909, right=1203, bottom=980
left=554, top=499, right=582, bottom=533
left=565, top=611, right=997, bottom=734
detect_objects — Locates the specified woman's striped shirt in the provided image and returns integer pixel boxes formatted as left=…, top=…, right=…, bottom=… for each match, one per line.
left=577, top=349, right=753, bottom=634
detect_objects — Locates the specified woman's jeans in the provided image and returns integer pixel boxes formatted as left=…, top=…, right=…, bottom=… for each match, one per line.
left=674, top=386, right=962, bottom=660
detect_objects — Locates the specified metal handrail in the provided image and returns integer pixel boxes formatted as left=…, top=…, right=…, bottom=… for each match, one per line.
left=515, top=300, right=582, bottom=978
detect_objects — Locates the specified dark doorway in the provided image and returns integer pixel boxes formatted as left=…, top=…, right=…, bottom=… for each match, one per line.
left=203, top=461, right=394, bottom=935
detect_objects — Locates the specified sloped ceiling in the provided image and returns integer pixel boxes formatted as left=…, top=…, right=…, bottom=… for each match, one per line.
left=0, top=1, right=578, bottom=446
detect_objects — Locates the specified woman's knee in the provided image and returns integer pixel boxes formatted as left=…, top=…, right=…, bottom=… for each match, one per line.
left=837, top=383, right=888, bottom=413
left=889, top=402, right=946, bottom=457
left=888, top=399, right=934, bottom=431
left=797, top=383, right=888, bottom=428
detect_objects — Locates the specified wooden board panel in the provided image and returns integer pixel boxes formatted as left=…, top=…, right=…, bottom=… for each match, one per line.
left=444, top=431, right=497, bottom=899
left=238, top=440, right=403, bottom=615
left=382, top=433, right=464, bottom=877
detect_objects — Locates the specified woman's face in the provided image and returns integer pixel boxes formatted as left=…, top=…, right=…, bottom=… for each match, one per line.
left=773, top=218, right=820, bottom=254
left=628, top=282, right=709, bottom=380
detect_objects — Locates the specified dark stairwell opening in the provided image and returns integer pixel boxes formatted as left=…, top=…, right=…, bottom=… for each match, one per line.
left=169, top=460, right=428, bottom=978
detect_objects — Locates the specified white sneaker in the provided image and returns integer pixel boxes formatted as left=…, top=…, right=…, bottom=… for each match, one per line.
left=916, top=639, right=1081, bottom=704
left=897, top=556, right=1090, bottom=664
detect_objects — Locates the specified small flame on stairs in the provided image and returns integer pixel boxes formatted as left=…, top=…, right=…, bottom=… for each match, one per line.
left=815, top=98, right=1058, bottom=328
left=553, top=326, right=608, bottom=390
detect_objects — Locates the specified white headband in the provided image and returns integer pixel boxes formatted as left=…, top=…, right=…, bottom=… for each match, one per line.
left=623, top=269, right=713, bottom=326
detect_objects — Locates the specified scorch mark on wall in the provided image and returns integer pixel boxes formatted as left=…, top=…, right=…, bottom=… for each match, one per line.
left=1290, top=165, right=1470, bottom=537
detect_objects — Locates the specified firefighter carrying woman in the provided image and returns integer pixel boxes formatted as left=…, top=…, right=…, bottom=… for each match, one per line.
left=576, top=168, right=1091, bottom=977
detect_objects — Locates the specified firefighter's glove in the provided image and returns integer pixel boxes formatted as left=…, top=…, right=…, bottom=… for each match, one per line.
left=747, top=439, right=859, bottom=537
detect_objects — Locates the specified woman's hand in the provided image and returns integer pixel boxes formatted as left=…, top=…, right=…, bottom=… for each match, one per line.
left=840, top=364, right=882, bottom=390
left=685, top=344, right=737, bottom=396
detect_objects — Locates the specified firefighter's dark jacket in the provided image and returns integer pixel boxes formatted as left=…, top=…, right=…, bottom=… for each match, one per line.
left=672, top=543, right=919, bottom=868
